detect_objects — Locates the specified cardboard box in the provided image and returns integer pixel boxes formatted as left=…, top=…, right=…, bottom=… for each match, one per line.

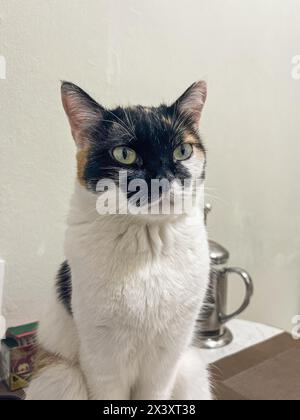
left=212, top=332, right=300, bottom=400
left=0, top=322, right=38, bottom=391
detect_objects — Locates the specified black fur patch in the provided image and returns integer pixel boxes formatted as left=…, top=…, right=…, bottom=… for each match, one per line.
left=83, top=105, right=206, bottom=195
left=56, top=261, right=72, bottom=315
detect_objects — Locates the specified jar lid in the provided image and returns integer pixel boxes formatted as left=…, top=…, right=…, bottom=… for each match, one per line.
left=209, top=240, right=230, bottom=265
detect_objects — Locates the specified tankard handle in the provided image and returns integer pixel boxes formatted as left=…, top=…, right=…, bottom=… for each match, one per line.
left=219, top=267, right=254, bottom=324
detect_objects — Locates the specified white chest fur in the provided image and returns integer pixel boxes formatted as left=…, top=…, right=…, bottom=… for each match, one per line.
left=66, top=186, right=209, bottom=337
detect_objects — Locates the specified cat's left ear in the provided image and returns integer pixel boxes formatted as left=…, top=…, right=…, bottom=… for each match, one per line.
left=61, top=82, right=104, bottom=149
left=172, top=81, right=207, bottom=129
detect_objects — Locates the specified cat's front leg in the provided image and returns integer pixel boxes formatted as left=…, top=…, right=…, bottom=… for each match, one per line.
left=172, top=347, right=212, bottom=400
left=132, top=347, right=181, bottom=400
left=79, top=344, right=130, bottom=400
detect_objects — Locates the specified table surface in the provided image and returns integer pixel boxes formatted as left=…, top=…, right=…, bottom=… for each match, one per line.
left=199, top=319, right=282, bottom=365
left=212, top=332, right=300, bottom=400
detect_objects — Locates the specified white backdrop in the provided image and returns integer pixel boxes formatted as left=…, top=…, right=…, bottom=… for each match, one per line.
left=0, top=0, right=299, bottom=330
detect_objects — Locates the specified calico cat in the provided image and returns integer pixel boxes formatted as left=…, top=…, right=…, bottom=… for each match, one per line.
left=27, top=81, right=211, bottom=400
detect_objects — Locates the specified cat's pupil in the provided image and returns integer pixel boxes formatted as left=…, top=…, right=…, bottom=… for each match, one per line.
left=181, top=145, right=186, bottom=156
left=122, top=148, right=128, bottom=160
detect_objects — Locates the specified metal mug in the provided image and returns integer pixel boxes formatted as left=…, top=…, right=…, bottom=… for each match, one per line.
left=197, top=238, right=254, bottom=349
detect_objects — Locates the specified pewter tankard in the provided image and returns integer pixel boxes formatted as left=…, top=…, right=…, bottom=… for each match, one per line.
left=197, top=206, right=254, bottom=349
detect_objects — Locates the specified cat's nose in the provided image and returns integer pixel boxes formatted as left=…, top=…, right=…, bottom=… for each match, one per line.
left=155, top=170, right=175, bottom=182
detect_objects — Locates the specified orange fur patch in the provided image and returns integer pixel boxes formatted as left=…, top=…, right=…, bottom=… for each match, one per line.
left=184, top=134, right=204, bottom=159
left=184, top=133, right=199, bottom=145
left=76, top=149, right=89, bottom=186
left=32, top=347, right=63, bottom=379
left=32, top=346, right=80, bottom=382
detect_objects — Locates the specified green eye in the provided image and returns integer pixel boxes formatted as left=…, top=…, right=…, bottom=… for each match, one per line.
left=112, top=146, right=137, bottom=165
left=173, top=143, right=193, bottom=161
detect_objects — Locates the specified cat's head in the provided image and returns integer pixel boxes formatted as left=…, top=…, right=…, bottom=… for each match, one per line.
left=61, top=81, right=207, bottom=215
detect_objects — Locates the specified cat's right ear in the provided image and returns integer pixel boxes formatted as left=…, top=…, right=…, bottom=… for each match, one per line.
left=61, top=82, right=104, bottom=149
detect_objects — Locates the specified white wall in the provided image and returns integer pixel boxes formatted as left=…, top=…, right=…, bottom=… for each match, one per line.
left=0, top=0, right=299, bottom=330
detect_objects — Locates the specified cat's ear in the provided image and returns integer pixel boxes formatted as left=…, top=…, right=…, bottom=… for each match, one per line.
left=61, top=82, right=104, bottom=149
left=172, top=81, right=207, bottom=129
